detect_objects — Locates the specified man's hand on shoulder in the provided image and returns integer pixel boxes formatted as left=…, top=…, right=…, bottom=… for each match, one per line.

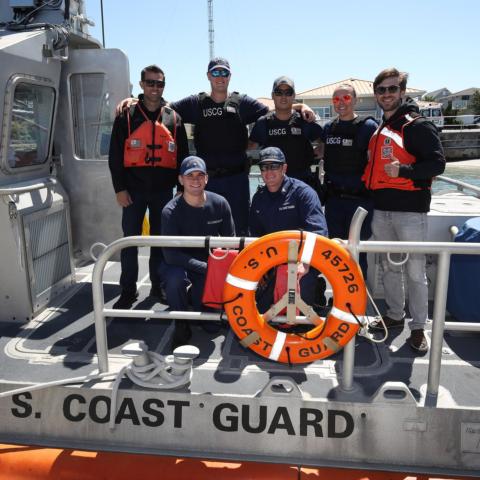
left=115, top=97, right=138, bottom=116
left=292, top=103, right=316, bottom=123
left=116, top=190, right=133, bottom=207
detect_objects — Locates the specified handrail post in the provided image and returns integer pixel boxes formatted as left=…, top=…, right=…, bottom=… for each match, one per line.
left=425, top=250, right=451, bottom=406
left=341, top=207, right=367, bottom=391
left=91, top=241, right=120, bottom=373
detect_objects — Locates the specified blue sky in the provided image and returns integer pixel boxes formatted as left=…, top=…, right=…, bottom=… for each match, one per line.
left=85, top=0, right=478, bottom=101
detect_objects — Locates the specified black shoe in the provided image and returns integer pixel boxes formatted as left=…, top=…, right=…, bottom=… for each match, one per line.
left=369, top=315, right=405, bottom=332
left=172, top=321, right=192, bottom=349
left=408, top=329, right=428, bottom=353
left=112, top=290, right=138, bottom=309
left=150, top=284, right=167, bottom=304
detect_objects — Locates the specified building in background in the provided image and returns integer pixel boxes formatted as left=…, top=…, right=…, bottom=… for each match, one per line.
left=295, top=78, right=425, bottom=124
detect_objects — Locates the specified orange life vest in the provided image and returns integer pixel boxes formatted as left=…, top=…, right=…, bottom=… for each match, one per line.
left=123, top=103, right=177, bottom=169
left=363, top=114, right=421, bottom=191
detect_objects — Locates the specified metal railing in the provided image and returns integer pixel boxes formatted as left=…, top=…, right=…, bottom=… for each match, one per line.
left=92, top=212, right=480, bottom=408
left=435, top=175, right=480, bottom=197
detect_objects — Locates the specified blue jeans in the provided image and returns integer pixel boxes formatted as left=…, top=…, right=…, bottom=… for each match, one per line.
left=206, top=172, right=249, bottom=235
left=371, top=210, right=428, bottom=330
left=325, top=194, right=373, bottom=276
left=120, top=189, right=172, bottom=293
left=159, top=263, right=206, bottom=311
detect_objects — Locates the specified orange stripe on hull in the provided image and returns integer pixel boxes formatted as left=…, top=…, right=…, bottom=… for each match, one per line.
left=0, top=444, right=470, bottom=480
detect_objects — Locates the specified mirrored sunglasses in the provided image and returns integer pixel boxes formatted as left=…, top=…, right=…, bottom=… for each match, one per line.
left=210, top=69, right=230, bottom=78
left=332, top=94, right=353, bottom=103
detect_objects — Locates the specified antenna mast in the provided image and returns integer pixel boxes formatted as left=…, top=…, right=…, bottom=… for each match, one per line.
left=208, top=0, right=214, bottom=59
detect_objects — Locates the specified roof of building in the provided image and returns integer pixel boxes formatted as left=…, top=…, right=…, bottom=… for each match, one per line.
left=296, top=78, right=425, bottom=99
left=440, top=87, right=480, bottom=99
left=423, top=87, right=451, bottom=98
left=257, top=97, right=274, bottom=110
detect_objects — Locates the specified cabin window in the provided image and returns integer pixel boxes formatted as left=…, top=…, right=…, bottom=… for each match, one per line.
left=8, top=83, right=55, bottom=168
left=70, top=73, right=112, bottom=160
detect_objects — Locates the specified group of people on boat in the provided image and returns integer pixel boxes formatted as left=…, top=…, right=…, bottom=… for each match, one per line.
left=108, top=58, right=445, bottom=354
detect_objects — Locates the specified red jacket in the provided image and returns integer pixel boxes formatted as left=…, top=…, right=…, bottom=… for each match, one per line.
left=363, top=114, right=420, bottom=191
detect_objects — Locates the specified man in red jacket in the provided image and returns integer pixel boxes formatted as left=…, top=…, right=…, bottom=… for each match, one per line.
left=364, top=68, right=445, bottom=353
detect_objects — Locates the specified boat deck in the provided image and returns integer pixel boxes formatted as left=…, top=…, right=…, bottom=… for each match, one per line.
left=1, top=257, right=479, bottom=409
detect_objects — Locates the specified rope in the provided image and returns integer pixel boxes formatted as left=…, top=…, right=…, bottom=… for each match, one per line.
left=285, top=346, right=293, bottom=368
left=109, top=351, right=193, bottom=430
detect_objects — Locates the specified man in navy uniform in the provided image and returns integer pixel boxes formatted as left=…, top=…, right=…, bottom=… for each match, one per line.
left=161, top=156, right=235, bottom=347
left=249, top=76, right=323, bottom=186
left=249, top=147, right=328, bottom=309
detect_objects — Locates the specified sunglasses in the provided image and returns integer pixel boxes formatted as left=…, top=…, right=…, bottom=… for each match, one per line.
left=259, top=163, right=283, bottom=172
left=210, top=69, right=230, bottom=78
left=273, top=88, right=294, bottom=97
left=144, top=79, right=165, bottom=88
left=375, top=85, right=401, bottom=95
left=332, top=94, right=353, bottom=103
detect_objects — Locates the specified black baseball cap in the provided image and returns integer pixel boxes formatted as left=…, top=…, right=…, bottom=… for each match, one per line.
left=208, top=57, right=231, bottom=72
left=272, top=76, right=295, bottom=92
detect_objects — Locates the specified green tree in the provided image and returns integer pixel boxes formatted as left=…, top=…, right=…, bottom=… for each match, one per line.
left=470, top=89, right=480, bottom=115
left=443, top=102, right=460, bottom=125
left=423, top=95, right=436, bottom=102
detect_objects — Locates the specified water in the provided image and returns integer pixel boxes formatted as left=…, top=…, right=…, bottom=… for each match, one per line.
left=249, top=159, right=480, bottom=196
left=438, top=159, right=480, bottom=191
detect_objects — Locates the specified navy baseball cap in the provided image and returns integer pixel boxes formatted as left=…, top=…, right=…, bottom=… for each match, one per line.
left=258, top=147, right=286, bottom=164
left=272, top=76, right=295, bottom=92
left=208, top=57, right=231, bottom=72
left=180, top=156, right=207, bottom=176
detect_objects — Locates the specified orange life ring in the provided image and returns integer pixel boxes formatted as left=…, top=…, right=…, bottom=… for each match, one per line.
left=223, top=231, right=367, bottom=364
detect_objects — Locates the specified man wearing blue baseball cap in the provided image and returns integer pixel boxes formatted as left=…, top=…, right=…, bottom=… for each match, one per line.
left=160, top=155, right=235, bottom=348
left=249, top=147, right=328, bottom=311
